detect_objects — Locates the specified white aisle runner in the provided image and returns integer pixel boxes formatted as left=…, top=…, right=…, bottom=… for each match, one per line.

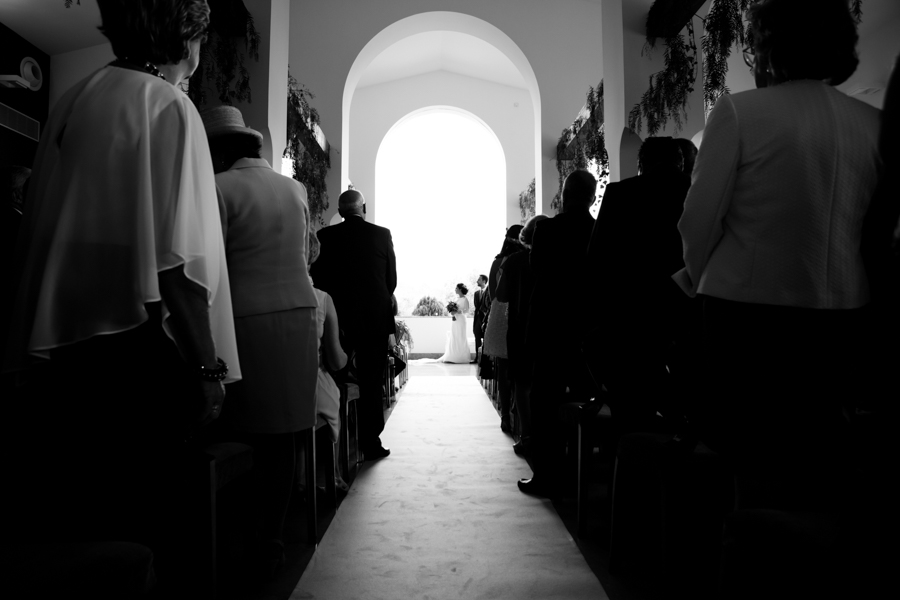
left=291, top=370, right=609, bottom=600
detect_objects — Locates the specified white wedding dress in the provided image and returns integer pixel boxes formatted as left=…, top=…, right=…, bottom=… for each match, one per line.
left=439, top=296, right=471, bottom=363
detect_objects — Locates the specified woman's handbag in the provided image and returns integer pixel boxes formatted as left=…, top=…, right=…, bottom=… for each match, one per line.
left=482, top=298, right=509, bottom=359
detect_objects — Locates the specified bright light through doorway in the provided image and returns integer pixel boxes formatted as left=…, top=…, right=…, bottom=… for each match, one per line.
left=376, top=109, right=506, bottom=316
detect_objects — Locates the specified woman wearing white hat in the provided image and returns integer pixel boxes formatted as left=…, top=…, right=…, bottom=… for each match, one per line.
left=201, top=105, right=318, bottom=577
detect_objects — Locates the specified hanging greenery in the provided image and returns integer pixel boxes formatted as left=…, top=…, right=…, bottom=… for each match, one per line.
left=641, top=0, right=864, bottom=126
left=285, top=72, right=330, bottom=227
left=553, top=81, right=609, bottom=213
left=518, top=179, right=536, bottom=224
left=186, top=0, right=260, bottom=107
left=629, top=19, right=698, bottom=136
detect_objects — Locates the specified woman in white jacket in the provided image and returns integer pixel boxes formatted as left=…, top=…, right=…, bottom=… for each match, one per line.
left=674, top=0, right=881, bottom=509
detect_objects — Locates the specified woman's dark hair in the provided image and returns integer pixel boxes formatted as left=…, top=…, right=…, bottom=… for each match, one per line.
left=674, top=138, right=698, bottom=175
left=748, top=0, right=858, bottom=86
left=98, top=0, right=210, bottom=64
left=456, top=283, right=469, bottom=295
left=638, top=137, right=683, bottom=174
left=496, top=224, right=524, bottom=259
left=210, top=133, right=263, bottom=172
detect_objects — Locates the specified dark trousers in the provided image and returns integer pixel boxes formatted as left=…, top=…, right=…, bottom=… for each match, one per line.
left=4, top=306, right=202, bottom=586
left=473, top=316, right=484, bottom=358
left=527, top=350, right=595, bottom=484
left=695, top=295, right=867, bottom=510
left=353, top=339, right=388, bottom=451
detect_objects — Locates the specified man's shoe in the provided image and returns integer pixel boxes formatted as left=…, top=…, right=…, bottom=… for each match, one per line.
left=363, top=446, right=391, bottom=461
left=517, top=477, right=559, bottom=499
left=512, top=441, right=528, bottom=457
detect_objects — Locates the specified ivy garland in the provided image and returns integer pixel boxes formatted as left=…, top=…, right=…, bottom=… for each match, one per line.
left=186, top=0, right=260, bottom=107
left=518, top=178, right=536, bottom=224
left=553, top=81, right=609, bottom=213
left=286, top=73, right=330, bottom=227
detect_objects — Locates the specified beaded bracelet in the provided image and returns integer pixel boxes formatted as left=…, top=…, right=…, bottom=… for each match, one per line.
left=199, top=357, right=228, bottom=382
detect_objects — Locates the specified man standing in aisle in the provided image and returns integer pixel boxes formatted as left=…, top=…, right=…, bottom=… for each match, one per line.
left=472, top=274, right=488, bottom=363
left=311, top=189, right=397, bottom=460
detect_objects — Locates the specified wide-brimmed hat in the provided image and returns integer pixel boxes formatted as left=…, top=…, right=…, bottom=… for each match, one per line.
left=199, top=106, right=263, bottom=144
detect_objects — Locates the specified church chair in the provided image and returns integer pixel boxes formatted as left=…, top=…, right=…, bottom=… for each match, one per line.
left=339, top=382, right=361, bottom=482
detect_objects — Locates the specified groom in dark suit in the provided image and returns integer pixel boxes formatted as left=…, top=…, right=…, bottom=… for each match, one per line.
left=311, top=189, right=397, bottom=459
left=472, top=275, right=488, bottom=363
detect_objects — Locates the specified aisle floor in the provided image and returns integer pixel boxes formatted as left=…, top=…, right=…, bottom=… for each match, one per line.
left=290, top=364, right=610, bottom=600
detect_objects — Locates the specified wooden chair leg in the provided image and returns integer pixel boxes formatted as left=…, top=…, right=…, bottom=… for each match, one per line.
left=303, top=428, right=318, bottom=545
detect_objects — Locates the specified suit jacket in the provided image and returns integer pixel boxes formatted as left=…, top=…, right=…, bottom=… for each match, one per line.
left=310, top=215, right=397, bottom=345
left=216, top=158, right=317, bottom=317
left=496, top=248, right=535, bottom=375
left=674, top=80, right=881, bottom=309
left=473, top=288, right=485, bottom=328
left=586, top=169, right=690, bottom=352
left=527, top=209, right=596, bottom=350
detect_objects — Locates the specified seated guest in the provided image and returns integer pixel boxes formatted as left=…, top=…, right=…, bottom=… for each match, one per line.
left=308, top=228, right=350, bottom=491
left=496, top=214, right=549, bottom=455
left=585, top=137, right=690, bottom=433
left=673, top=0, right=881, bottom=510
left=2, top=0, right=239, bottom=588
left=203, top=105, right=318, bottom=577
left=519, top=170, right=598, bottom=497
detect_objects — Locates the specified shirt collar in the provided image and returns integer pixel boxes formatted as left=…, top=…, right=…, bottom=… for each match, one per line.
left=229, top=157, right=271, bottom=170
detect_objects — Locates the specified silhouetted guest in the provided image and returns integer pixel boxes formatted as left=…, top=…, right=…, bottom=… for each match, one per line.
left=311, top=189, right=397, bottom=460
left=519, top=170, right=598, bottom=497
left=483, top=225, right=523, bottom=433
left=203, top=105, right=318, bottom=577
left=307, top=229, right=350, bottom=492
left=674, top=0, right=880, bottom=510
left=585, top=137, right=690, bottom=433
left=674, top=137, right=698, bottom=178
left=2, top=0, right=238, bottom=586
left=496, top=214, right=549, bottom=455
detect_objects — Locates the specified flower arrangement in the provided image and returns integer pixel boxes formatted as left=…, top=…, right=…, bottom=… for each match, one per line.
left=395, top=319, right=413, bottom=349
left=446, top=301, right=459, bottom=321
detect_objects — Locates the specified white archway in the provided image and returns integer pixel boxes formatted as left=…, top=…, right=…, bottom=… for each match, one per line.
left=375, top=106, right=507, bottom=316
left=341, top=11, right=542, bottom=221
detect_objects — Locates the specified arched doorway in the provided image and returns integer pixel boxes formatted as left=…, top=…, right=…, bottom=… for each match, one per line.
left=375, top=107, right=506, bottom=316
left=341, top=11, right=541, bottom=225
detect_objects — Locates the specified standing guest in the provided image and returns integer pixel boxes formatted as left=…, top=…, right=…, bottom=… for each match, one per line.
left=472, top=274, right=488, bottom=363
left=674, top=138, right=698, bottom=179
left=2, top=0, right=239, bottom=589
left=483, top=225, right=523, bottom=433
left=307, top=229, right=350, bottom=492
left=496, top=214, right=549, bottom=455
left=520, top=170, right=598, bottom=497
left=674, top=0, right=881, bottom=510
left=585, top=137, right=690, bottom=433
left=311, top=189, right=397, bottom=460
left=203, top=105, right=318, bottom=577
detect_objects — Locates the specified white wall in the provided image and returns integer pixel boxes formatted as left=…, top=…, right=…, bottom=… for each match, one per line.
left=349, top=70, right=533, bottom=226
left=49, top=42, right=114, bottom=112
left=289, top=0, right=604, bottom=219
left=402, top=316, right=475, bottom=355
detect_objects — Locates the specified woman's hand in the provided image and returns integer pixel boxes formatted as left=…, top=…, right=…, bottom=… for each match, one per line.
left=197, top=380, right=226, bottom=427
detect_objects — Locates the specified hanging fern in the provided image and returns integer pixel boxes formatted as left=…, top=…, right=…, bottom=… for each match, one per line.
left=701, top=0, right=863, bottom=116
left=630, top=20, right=698, bottom=136
left=286, top=73, right=330, bottom=227
left=553, top=81, right=609, bottom=213
left=518, top=178, right=536, bottom=224
left=186, top=0, right=260, bottom=107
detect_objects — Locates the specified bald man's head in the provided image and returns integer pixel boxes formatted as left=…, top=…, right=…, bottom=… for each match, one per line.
left=561, top=170, right=597, bottom=212
left=338, top=189, right=365, bottom=218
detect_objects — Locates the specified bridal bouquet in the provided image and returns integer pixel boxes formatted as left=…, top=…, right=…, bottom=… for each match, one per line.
left=446, top=301, right=458, bottom=321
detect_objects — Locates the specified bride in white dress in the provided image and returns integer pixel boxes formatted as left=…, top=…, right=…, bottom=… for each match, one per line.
left=439, top=284, right=471, bottom=363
